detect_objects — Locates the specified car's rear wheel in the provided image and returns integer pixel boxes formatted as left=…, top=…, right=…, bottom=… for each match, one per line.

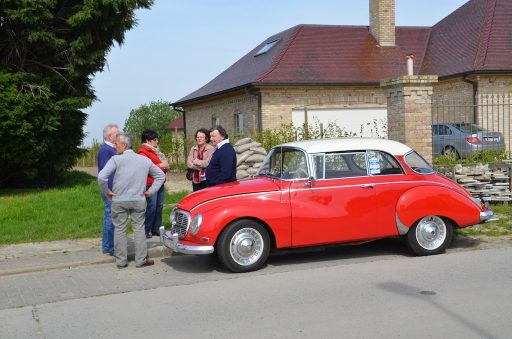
left=406, top=215, right=453, bottom=256
left=442, top=146, right=460, bottom=159
left=217, top=219, right=270, bottom=273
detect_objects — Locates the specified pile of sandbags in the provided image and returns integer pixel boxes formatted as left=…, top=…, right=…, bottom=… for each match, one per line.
left=234, top=138, right=267, bottom=180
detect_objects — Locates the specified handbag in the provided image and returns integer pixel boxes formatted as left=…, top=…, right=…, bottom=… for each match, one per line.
left=186, top=169, right=194, bottom=181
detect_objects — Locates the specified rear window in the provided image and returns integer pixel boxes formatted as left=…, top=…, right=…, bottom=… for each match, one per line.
left=404, top=151, right=434, bottom=174
left=455, top=123, right=485, bottom=133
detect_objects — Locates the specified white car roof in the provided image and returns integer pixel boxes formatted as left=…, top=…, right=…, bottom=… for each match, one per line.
left=278, top=138, right=412, bottom=155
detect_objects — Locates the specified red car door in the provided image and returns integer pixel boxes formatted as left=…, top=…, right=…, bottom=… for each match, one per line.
left=289, top=175, right=378, bottom=247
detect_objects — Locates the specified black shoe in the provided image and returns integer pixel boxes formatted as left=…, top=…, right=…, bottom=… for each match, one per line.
left=152, top=231, right=160, bottom=237
left=136, top=259, right=154, bottom=268
left=116, top=263, right=128, bottom=269
left=145, top=233, right=152, bottom=239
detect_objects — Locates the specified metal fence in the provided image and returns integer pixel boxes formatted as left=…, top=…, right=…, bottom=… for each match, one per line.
left=432, top=93, right=512, bottom=159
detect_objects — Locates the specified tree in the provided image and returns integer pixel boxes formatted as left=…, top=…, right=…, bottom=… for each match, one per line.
left=0, top=0, right=153, bottom=187
left=124, top=100, right=181, bottom=144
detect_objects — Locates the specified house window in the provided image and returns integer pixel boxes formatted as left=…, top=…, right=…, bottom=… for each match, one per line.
left=254, top=39, right=280, bottom=57
left=211, top=116, right=220, bottom=128
left=234, top=112, right=244, bottom=135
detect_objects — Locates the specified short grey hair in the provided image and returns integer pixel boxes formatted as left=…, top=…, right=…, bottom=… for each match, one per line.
left=103, top=124, right=119, bottom=140
left=118, top=132, right=133, bottom=149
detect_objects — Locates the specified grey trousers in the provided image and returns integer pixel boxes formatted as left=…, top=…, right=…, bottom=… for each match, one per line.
left=111, top=200, right=148, bottom=267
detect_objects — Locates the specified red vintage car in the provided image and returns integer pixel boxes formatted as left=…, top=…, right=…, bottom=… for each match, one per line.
left=160, top=138, right=495, bottom=272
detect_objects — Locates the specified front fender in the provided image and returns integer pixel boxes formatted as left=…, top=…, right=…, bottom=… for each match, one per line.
left=396, top=185, right=482, bottom=230
left=188, top=192, right=292, bottom=248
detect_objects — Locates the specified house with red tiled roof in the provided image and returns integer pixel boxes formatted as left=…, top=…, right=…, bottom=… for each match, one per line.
left=165, top=115, right=184, bottom=133
left=173, top=0, right=512, bottom=153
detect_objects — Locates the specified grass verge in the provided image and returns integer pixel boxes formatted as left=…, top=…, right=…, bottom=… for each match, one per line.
left=0, top=171, right=191, bottom=245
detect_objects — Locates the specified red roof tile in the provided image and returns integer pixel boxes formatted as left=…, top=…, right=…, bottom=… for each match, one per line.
left=421, top=0, right=512, bottom=75
left=175, top=0, right=512, bottom=106
left=166, top=115, right=184, bottom=130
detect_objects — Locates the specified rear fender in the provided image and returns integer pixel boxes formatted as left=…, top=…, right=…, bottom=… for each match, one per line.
left=396, top=185, right=482, bottom=232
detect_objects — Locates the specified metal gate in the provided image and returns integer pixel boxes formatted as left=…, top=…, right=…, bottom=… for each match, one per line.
left=432, top=93, right=511, bottom=159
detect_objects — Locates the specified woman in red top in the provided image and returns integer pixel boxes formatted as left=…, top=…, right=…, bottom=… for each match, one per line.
left=187, top=128, right=214, bottom=191
left=138, top=129, right=169, bottom=238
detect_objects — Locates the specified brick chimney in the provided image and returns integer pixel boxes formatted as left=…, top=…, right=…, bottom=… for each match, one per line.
left=369, top=0, right=395, bottom=46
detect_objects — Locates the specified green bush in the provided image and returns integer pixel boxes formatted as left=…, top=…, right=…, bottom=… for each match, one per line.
left=433, top=150, right=509, bottom=166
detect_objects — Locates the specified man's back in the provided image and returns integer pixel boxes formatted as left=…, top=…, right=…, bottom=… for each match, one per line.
left=98, top=150, right=165, bottom=202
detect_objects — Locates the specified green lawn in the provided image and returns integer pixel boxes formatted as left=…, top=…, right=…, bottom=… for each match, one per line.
left=0, top=170, right=510, bottom=245
left=0, top=171, right=189, bottom=245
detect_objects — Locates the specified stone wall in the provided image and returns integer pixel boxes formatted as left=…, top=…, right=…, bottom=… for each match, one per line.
left=436, top=162, right=512, bottom=203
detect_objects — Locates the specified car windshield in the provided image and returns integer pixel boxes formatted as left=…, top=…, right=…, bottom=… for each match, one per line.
left=454, top=123, right=485, bottom=133
left=404, top=151, right=434, bottom=174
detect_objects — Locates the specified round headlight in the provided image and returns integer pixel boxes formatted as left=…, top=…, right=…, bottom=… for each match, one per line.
left=190, top=213, right=203, bottom=235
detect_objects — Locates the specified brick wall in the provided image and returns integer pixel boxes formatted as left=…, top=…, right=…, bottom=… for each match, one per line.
left=369, top=0, right=395, bottom=46
left=260, top=87, right=386, bottom=130
left=184, top=92, right=258, bottom=137
left=382, top=75, right=438, bottom=162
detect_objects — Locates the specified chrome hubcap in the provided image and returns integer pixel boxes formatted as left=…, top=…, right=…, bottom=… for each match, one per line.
left=230, top=228, right=264, bottom=266
left=416, top=216, right=447, bottom=250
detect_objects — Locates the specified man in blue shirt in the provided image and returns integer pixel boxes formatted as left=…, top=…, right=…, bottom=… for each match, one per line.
left=97, top=124, right=119, bottom=256
left=206, top=125, right=237, bottom=186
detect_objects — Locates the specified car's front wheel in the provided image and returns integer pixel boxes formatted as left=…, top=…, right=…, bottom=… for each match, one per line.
left=217, top=219, right=270, bottom=273
left=406, top=215, right=453, bottom=256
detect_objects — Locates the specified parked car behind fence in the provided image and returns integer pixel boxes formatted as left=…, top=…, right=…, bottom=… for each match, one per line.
left=432, top=123, right=505, bottom=159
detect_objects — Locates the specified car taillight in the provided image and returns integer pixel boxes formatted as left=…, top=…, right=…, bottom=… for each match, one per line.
left=465, top=135, right=481, bottom=145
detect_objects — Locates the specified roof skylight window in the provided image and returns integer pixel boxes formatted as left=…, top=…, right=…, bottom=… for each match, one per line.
left=254, top=39, right=280, bottom=57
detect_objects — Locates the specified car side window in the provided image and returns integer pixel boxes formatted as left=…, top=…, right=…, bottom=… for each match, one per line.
left=282, top=149, right=308, bottom=179
left=366, top=150, right=403, bottom=175
left=440, top=125, right=452, bottom=136
left=313, top=152, right=367, bottom=179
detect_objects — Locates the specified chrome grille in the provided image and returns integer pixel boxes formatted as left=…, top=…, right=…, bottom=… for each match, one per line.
left=171, top=210, right=190, bottom=239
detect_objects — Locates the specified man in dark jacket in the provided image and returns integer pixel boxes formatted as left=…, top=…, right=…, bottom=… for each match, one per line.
left=206, top=125, right=237, bottom=186
left=97, top=123, right=119, bottom=256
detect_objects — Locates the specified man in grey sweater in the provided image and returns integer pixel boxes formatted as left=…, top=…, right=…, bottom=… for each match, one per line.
left=98, top=132, right=165, bottom=268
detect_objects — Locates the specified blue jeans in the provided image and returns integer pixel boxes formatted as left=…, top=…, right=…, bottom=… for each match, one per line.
left=101, top=192, right=114, bottom=253
left=145, top=185, right=165, bottom=235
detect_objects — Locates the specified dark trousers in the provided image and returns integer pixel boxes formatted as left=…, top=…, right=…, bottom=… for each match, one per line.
left=193, top=181, right=208, bottom=191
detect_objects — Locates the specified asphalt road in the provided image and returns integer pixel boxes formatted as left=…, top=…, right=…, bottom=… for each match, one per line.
left=1, top=239, right=511, bottom=339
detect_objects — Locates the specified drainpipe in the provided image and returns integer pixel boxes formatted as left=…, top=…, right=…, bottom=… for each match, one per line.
left=170, top=104, right=187, bottom=159
left=463, top=75, right=478, bottom=123
left=256, top=91, right=262, bottom=133
left=247, top=87, right=262, bottom=134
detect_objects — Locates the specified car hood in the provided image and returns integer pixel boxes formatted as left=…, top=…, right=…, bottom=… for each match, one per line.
left=177, top=177, right=282, bottom=211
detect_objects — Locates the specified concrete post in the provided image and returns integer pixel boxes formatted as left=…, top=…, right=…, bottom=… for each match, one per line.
left=381, top=75, right=438, bottom=163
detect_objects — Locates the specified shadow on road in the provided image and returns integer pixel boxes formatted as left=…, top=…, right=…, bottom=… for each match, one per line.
left=159, top=235, right=485, bottom=273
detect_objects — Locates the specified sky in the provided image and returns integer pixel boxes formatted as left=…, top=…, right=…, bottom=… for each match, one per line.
left=83, top=0, right=468, bottom=146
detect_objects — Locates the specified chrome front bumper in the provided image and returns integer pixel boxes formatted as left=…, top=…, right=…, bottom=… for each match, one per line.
left=480, top=209, right=498, bottom=223
left=159, top=226, right=214, bottom=255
